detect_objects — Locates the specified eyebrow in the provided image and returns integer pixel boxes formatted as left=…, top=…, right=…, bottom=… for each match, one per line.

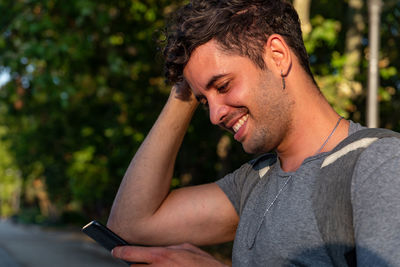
left=206, top=74, right=228, bottom=90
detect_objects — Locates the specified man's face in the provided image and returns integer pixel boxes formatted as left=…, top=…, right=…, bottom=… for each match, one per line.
left=183, top=40, right=293, bottom=154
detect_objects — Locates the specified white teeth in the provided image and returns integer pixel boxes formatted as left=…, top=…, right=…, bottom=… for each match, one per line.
left=233, top=114, right=249, bottom=133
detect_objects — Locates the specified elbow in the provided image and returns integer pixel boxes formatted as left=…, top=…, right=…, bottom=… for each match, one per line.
left=107, top=215, right=158, bottom=245
left=106, top=212, right=124, bottom=235
left=106, top=212, right=145, bottom=243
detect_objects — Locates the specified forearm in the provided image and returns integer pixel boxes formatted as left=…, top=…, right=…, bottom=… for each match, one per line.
left=107, top=86, right=198, bottom=237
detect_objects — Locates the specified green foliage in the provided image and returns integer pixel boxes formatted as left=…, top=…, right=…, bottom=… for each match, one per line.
left=0, top=126, right=22, bottom=217
left=305, top=16, right=341, bottom=54
left=303, top=13, right=355, bottom=117
left=304, top=1, right=400, bottom=123
left=67, top=146, right=110, bottom=205
left=379, top=1, right=400, bottom=130
left=0, top=0, right=179, bottom=220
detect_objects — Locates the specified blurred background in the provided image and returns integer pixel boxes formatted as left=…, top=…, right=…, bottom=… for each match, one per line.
left=0, top=0, right=399, bottom=264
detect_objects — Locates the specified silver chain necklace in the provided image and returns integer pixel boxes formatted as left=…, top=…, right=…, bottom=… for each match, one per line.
left=258, top=116, right=344, bottom=226
left=315, top=116, right=343, bottom=155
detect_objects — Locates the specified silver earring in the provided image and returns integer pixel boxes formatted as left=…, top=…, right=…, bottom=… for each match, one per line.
left=281, top=70, right=286, bottom=90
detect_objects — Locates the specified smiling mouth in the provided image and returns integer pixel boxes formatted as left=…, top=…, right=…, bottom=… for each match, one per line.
left=232, top=114, right=249, bottom=133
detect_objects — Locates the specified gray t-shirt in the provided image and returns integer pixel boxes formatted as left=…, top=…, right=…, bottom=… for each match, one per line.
left=216, top=121, right=400, bottom=266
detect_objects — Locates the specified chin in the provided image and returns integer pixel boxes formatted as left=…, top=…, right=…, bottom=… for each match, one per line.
left=242, top=143, right=263, bottom=155
left=242, top=140, right=273, bottom=155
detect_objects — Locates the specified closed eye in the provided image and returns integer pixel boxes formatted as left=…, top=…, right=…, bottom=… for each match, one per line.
left=216, top=81, right=230, bottom=93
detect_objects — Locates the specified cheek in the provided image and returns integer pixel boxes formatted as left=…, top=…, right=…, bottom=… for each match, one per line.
left=226, top=83, right=253, bottom=107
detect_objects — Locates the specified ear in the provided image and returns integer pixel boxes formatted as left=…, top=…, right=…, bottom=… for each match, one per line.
left=263, top=34, right=292, bottom=77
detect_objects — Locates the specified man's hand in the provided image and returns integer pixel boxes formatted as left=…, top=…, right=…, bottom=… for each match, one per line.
left=112, top=243, right=228, bottom=267
left=171, top=80, right=197, bottom=103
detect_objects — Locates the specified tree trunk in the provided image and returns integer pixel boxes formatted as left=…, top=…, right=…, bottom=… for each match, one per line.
left=341, top=0, right=365, bottom=98
left=293, top=0, right=312, bottom=35
left=367, top=0, right=382, bottom=127
left=343, top=0, right=365, bottom=91
left=32, top=178, right=60, bottom=222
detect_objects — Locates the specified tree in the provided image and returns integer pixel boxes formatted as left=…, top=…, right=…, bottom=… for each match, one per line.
left=293, top=0, right=312, bottom=35
left=0, top=126, right=22, bottom=217
left=0, top=0, right=181, bottom=221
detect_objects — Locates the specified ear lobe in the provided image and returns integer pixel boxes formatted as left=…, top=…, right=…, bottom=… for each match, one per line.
left=264, top=34, right=291, bottom=76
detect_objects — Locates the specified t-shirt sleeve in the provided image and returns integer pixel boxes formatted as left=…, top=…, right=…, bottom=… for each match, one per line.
left=351, top=137, right=400, bottom=266
left=215, top=163, right=252, bottom=216
left=216, top=154, right=275, bottom=216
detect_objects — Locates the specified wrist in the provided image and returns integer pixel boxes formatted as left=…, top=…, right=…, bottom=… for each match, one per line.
left=168, top=84, right=199, bottom=112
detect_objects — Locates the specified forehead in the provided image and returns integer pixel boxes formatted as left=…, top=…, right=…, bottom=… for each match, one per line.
left=183, top=40, right=253, bottom=92
left=183, top=40, right=224, bottom=87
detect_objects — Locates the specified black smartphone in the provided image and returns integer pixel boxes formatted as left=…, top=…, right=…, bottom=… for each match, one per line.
left=82, top=220, right=129, bottom=251
left=82, top=220, right=144, bottom=265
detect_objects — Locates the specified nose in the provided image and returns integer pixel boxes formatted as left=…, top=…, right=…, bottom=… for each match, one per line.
left=208, top=98, right=229, bottom=125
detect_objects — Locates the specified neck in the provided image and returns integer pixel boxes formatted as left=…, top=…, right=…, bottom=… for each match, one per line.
left=276, top=86, right=349, bottom=173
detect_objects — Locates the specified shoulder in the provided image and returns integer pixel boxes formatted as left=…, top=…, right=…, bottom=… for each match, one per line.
left=218, top=153, right=277, bottom=187
left=355, top=131, right=400, bottom=175
left=350, top=131, right=400, bottom=265
left=352, top=129, right=400, bottom=192
left=216, top=153, right=277, bottom=214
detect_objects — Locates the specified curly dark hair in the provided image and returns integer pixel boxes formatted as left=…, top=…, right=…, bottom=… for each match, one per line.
left=163, top=0, right=314, bottom=85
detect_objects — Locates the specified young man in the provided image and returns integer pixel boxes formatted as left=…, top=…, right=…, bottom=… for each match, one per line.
left=107, top=0, right=400, bottom=266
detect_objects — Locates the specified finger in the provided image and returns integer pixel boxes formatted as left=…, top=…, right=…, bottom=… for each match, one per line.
left=167, top=243, right=212, bottom=257
left=112, top=246, right=155, bottom=264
